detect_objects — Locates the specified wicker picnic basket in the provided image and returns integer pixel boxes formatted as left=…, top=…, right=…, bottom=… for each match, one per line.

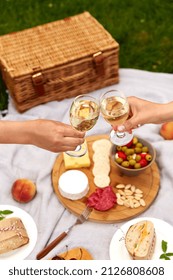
left=0, top=11, right=119, bottom=112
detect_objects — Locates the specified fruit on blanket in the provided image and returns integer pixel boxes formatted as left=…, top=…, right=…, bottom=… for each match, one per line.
left=11, top=178, right=36, bottom=203
left=160, top=122, right=173, bottom=140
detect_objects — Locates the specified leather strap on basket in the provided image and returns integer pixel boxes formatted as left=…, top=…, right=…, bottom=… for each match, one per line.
left=93, top=51, right=105, bottom=75
left=32, top=67, right=45, bottom=95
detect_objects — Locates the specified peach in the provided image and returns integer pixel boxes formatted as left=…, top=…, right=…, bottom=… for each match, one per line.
left=11, top=178, right=37, bottom=203
left=160, top=122, right=173, bottom=140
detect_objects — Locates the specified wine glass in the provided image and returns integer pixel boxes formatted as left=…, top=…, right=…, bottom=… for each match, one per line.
left=100, top=89, right=133, bottom=146
left=66, top=94, right=100, bottom=157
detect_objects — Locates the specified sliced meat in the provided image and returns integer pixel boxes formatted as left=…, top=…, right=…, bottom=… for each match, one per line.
left=87, top=186, right=117, bottom=211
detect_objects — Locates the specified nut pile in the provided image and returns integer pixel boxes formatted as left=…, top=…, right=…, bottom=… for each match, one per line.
left=115, top=183, right=146, bottom=208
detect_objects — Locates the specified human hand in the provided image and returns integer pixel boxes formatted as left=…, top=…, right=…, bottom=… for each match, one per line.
left=113, top=96, right=163, bottom=133
left=29, top=119, right=85, bottom=153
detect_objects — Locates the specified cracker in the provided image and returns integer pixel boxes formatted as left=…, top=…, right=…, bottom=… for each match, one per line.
left=94, top=174, right=110, bottom=188
left=92, top=138, right=112, bottom=188
left=92, top=139, right=112, bottom=152
left=92, top=163, right=110, bottom=177
left=93, top=153, right=110, bottom=163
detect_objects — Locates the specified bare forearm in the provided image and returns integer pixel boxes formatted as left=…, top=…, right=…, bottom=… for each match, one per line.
left=0, top=119, right=85, bottom=153
left=0, top=120, right=33, bottom=144
left=159, top=101, right=173, bottom=123
left=142, top=102, right=173, bottom=124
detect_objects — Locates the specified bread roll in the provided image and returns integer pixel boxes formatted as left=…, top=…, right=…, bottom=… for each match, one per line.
left=0, top=217, right=29, bottom=254
left=125, top=220, right=156, bottom=260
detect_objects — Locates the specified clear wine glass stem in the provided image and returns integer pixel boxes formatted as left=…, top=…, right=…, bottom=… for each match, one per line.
left=116, top=131, right=126, bottom=138
left=110, top=130, right=133, bottom=146
left=66, top=142, right=87, bottom=157
left=75, top=145, right=82, bottom=152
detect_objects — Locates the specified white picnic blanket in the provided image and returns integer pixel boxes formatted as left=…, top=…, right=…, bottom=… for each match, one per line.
left=0, top=68, right=173, bottom=260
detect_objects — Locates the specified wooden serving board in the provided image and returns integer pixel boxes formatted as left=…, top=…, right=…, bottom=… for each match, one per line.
left=52, top=134, right=160, bottom=223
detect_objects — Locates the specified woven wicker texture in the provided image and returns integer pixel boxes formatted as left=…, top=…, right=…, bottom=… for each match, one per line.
left=0, top=11, right=119, bottom=112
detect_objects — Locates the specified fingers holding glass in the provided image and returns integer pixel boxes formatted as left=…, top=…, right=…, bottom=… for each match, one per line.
left=100, top=89, right=133, bottom=146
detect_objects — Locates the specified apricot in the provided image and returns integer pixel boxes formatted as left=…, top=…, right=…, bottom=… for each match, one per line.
left=11, top=178, right=37, bottom=203
left=160, top=122, right=173, bottom=140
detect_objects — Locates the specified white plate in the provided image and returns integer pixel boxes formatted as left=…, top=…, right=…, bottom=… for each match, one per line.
left=0, top=205, right=37, bottom=260
left=109, top=217, right=173, bottom=260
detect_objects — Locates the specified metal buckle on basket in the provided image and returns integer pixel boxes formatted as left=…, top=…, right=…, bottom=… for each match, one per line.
left=32, top=72, right=44, bottom=85
left=93, top=51, right=105, bottom=75
left=32, top=71, right=45, bottom=95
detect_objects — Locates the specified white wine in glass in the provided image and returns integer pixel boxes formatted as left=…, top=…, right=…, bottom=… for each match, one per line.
left=66, top=94, right=100, bottom=157
left=100, top=89, right=133, bottom=146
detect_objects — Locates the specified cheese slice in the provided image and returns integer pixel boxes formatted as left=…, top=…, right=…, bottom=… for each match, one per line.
left=58, top=170, right=89, bottom=200
left=63, top=150, right=91, bottom=170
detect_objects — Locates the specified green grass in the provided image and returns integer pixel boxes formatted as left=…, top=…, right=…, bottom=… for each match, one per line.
left=0, top=0, right=173, bottom=109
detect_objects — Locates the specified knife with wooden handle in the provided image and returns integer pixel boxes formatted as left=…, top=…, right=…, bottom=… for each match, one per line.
left=36, top=231, right=68, bottom=260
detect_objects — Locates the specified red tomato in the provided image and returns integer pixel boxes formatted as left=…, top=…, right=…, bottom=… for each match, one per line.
left=117, top=151, right=127, bottom=160
left=139, top=158, right=148, bottom=167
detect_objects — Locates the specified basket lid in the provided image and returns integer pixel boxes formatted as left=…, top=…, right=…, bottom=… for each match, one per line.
left=0, top=11, right=119, bottom=78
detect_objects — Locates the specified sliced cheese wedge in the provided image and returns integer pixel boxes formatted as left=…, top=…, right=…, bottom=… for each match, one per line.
left=63, top=150, right=91, bottom=170
left=58, top=170, right=89, bottom=200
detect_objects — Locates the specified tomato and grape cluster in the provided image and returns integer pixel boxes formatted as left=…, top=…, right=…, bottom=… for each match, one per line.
left=114, top=137, right=153, bottom=169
